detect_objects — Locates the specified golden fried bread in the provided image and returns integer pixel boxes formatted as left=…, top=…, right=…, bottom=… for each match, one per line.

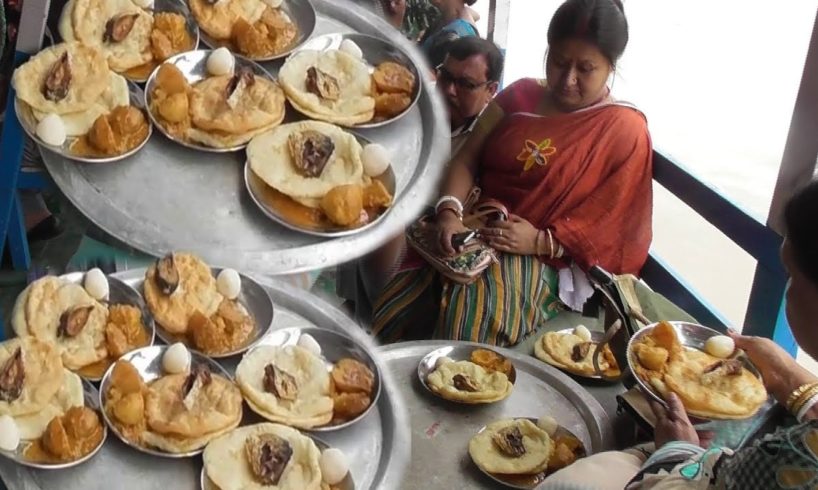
left=426, top=360, right=513, bottom=403
left=535, top=331, right=620, bottom=377
left=469, top=419, right=553, bottom=475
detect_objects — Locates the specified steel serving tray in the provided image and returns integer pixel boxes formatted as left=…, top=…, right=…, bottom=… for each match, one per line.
left=39, top=0, right=449, bottom=276
left=379, top=340, right=613, bottom=490
left=0, top=271, right=411, bottom=489
left=417, top=344, right=517, bottom=404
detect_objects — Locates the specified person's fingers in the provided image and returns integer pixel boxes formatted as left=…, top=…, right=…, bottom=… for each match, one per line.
left=665, top=393, right=689, bottom=422
left=487, top=237, right=513, bottom=250
left=508, top=213, right=523, bottom=222
left=696, top=430, right=716, bottom=448
left=648, top=399, right=668, bottom=422
left=439, top=229, right=456, bottom=255
left=487, top=219, right=513, bottom=229
left=727, top=329, right=751, bottom=347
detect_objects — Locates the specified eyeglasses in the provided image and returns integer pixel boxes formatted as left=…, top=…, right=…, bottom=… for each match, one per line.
left=435, top=65, right=490, bottom=91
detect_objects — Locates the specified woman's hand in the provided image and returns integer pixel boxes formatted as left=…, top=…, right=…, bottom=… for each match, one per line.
left=480, top=214, right=541, bottom=255
left=729, top=330, right=817, bottom=403
left=649, top=393, right=701, bottom=448
left=436, top=210, right=468, bottom=256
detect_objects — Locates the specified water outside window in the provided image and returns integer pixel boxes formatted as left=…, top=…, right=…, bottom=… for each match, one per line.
left=472, top=0, right=818, bottom=369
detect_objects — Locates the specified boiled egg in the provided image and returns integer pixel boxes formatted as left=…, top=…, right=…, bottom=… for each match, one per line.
left=705, top=335, right=735, bottom=359
left=163, top=342, right=190, bottom=374
left=84, top=267, right=109, bottom=301
left=320, top=448, right=349, bottom=485
left=536, top=415, right=558, bottom=437
left=0, top=415, right=20, bottom=451
left=435, top=356, right=454, bottom=369
left=339, top=39, right=363, bottom=59
left=573, top=325, right=592, bottom=342
left=216, top=268, right=241, bottom=300
left=297, top=333, right=322, bottom=357
left=362, top=143, right=390, bottom=177
left=207, top=47, right=234, bottom=77
left=36, top=114, right=66, bottom=147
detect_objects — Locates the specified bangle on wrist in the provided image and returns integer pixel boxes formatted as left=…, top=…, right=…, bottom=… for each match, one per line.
left=797, top=393, right=818, bottom=422
left=787, top=382, right=818, bottom=413
left=435, top=195, right=464, bottom=219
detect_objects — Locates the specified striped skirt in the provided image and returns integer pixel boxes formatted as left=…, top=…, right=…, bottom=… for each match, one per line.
left=371, top=253, right=561, bottom=346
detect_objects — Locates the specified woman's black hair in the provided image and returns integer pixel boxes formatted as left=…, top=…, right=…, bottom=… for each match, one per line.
left=784, top=179, right=818, bottom=286
left=547, top=0, right=629, bottom=66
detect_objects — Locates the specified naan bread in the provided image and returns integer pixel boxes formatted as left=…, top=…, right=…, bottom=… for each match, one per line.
left=142, top=417, right=240, bottom=453
left=534, top=331, right=620, bottom=377
left=426, top=360, right=513, bottom=403
left=12, top=42, right=111, bottom=115
left=14, top=370, right=84, bottom=440
left=279, top=50, right=374, bottom=125
left=11, top=277, right=108, bottom=370
left=186, top=124, right=279, bottom=149
left=189, top=0, right=266, bottom=40
left=64, top=0, right=153, bottom=72
left=236, top=345, right=333, bottom=429
left=469, top=419, right=553, bottom=475
left=204, top=423, right=323, bottom=490
left=143, top=253, right=223, bottom=334
left=0, top=338, right=64, bottom=417
left=247, top=120, right=366, bottom=207
left=145, top=372, right=242, bottom=437
left=189, top=75, right=285, bottom=135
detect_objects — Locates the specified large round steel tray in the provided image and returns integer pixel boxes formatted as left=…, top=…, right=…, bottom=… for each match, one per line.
left=0, top=270, right=411, bottom=490
left=379, top=340, right=614, bottom=490
left=39, top=0, right=448, bottom=275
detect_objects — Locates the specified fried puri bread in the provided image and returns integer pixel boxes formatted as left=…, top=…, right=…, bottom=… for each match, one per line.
left=14, top=370, right=84, bottom=440
left=60, top=0, right=153, bottom=72
left=469, top=419, right=553, bottom=475
left=633, top=322, right=767, bottom=419
left=279, top=50, right=375, bottom=125
left=204, top=423, right=323, bottom=490
left=11, top=277, right=108, bottom=370
left=143, top=253, right=223, bottom=334
left=236, top=346, right=334, bottom=429
left=0, top=338, right=64, bottom=417
left=426, top=360, right=513, bottom=404
left=247, top=120, right=367, bottom=208
left=535, top=331, right=621, bottom=377
left=12, top=43, right=110, bottom=116
left=189, top=0, right=266, bottom=40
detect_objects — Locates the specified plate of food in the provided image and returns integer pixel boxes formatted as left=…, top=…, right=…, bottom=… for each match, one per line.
left=236, top=327, right=380, bottom=431
left=58, top=0, right=199, bottom=82
left=145, top=49, right=285, bottom=152
left=0, top=338, right=107, bottom=469
left=190, top=0, right=314, bottom=62
left=533, top=326, right=621, bottom=380
left=627, top=321, right=768, bottom=420
left=469, top=417, right=587, bottom=489
left=10, top=270, right=155, bottom=381
left=99, top=345, right=243, bottom=457
left=279, top=32, right=420, bottom=128
left=137, top=252, right=274, bottom=358
left=12, top=42, right=152, bottom=163
left=245, top=121, right=395, bottom=236
left=200, top=423, right=355, bottom=490
left=417, top=345, right=515, bottom=404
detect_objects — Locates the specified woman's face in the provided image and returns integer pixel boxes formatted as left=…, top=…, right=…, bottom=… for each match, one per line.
left=545, top=38, right=613, bottom=112
left=782, top=238, right=818, bottom=357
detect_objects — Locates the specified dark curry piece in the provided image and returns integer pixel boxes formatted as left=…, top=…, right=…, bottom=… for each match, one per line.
left=288, top=130, right=335, bottom=178
left=263, top=364, right=298, bottom=401
left=43, top=52, right=72, bottom=102
left=58, top=305, right=93, bottom=338
left=245, top=433, right=293, bottom=485
left=104, top=13, right=139, bottom=43
left=305, top=67, right=340, bottom=101
left=182, top=365, right=212, bottom=399
left=703, top=359, right=743, bottom=377
left=155, top=254, right=179, bottom=295
left=25, top=406, right=104, bottom=463
left=493, top=426, right=526, bottom=458
left=452, top=373, right=479, bottom=392
left=0, top=347, right=24, bottom=402
left=571, top=342, right=592, bottom=362
left=70, top=105, right=150, bottom=158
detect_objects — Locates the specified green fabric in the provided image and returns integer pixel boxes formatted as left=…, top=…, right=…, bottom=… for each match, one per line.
left=628, top=280, right=699, bottom=325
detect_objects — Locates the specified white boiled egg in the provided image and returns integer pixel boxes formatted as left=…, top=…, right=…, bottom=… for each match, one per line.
left=435, top=356, right=454, bottom=369
left=573, top=325, right=592, bottom=342
left=297, top=333, right=322, bottom=357
left=216, top=268, right=241, bottom=300
left=362, top=143, right=390, bottom=177
left=0, top=415, right=20, bottom=451
left=320, top=448, right=349, bottom=485
left=84, top=267, right=109, bottom=301
left=536, top=415, right=558, bottom=437
left=207, top=47, right=234, bottom=77
left=163, top=342, right=190, bottom=374
left=705, top=335, right=735, bottom=359
left=339, top=39, right=363, bottom=59
left=36, top=114, right=66, bottom=146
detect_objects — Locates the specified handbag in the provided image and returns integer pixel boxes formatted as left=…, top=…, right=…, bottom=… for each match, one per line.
left=406, top=188, right=509, bottom=284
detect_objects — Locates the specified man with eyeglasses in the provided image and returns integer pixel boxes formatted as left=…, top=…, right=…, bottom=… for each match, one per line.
left=435, top=36, right=503, bottom=154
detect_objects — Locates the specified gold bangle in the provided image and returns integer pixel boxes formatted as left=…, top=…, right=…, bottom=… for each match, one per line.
left=792, top=385, right=818, bottom=415
left=546, top=229, right=555, bottom=259
left=534, top=230, right=542, bottom=255
left=787, top=382, right=818, bottom=412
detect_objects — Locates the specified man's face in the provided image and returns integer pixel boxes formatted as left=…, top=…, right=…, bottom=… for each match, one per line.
left=437, top=53, right=498, bottom=128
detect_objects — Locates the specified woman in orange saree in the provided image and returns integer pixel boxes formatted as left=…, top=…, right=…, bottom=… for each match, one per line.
left=372, top=0, right=653, bottom=346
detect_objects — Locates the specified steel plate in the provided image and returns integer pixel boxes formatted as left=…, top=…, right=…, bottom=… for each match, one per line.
left=131, top=266, right=275, bottom=358
left=533, top=328, right=614, bottom=381
left=0, top=380, right=106, bottom=470
left=0, top=272, right=410, bottom=490
left=627, top=321, right=763, bottom=420
left=98, top=345, right=236, bottom=458
left=196, top=0, right=317, bottom=62
left=379, top=340, right=613, bottom=490
left=39, top=0, right=448, bottom=276
left=471, top=417, right=587, bottom=489
left=244, top=132, right=397, bottom=237
left=144, top=49, right=276, bottom=153
left=287, top=32, right=422, bottom=128
left=249, top=326, right=382, bottom=431
left=15, top=81, right=152, bottom=164
left=59, top=271, right=157, bottom=381
left=417, top=345, right=517, bottom=404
